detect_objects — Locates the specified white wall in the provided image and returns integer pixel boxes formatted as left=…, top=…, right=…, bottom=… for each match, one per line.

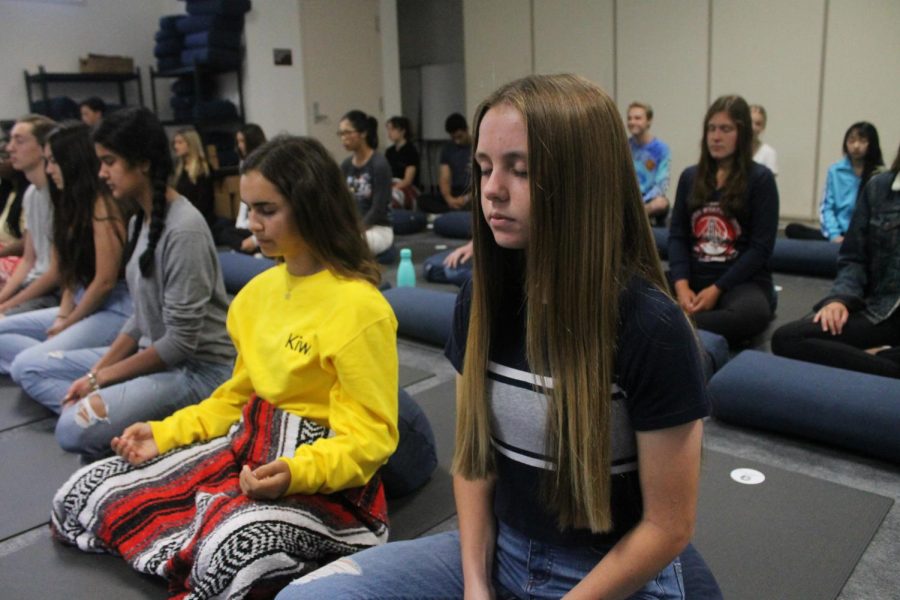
left=462, top=0, right=900, bottom=221
left=0, top=0, right=162, bottom=120
left=380, top=0, right=402, bottom=120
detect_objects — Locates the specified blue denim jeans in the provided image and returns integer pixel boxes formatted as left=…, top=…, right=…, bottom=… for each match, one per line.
left=276, top=521, right=684, bottom=599
left=0, top=282, right=132, bottom=375
left=15, top=343, right=232, bottom=458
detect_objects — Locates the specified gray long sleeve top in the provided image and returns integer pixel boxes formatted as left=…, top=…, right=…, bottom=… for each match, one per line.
left=121, top=196, right=235, bottom=367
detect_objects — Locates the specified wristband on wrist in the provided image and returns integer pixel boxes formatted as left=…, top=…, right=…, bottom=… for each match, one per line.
left=86, top=370, right=100, bottom=392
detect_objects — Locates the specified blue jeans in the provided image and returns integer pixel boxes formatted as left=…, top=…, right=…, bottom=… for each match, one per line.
left=16, top=343, right=232, bottom=458
left=0, top=282, right=132, bottom=375
left=276, top=521, right=684, bottom=599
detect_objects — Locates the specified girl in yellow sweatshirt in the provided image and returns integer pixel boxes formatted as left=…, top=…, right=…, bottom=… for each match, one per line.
left=52, top=135, right=399, bottom=600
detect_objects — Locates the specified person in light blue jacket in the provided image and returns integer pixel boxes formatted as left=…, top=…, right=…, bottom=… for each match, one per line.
left=786, top=122, right=883, bottom=241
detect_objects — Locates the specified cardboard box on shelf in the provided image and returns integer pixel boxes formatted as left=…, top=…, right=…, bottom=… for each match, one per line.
left=78, top=54, right=134, bottom=74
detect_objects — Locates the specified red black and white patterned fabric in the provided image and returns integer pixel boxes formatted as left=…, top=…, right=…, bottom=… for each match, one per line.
left=51, top=396, right=389, bottom=600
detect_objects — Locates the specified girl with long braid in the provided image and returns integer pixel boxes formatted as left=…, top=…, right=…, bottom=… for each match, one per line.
left=0, top=121, right=132, bottom=380
left=27, top=107, right=234, bottom=459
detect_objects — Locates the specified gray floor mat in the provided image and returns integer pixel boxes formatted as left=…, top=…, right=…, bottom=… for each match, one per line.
left=0, top=376, right=53, bottom=432
left=387, top=379, right=458, bottom=541
left=694, top=450, right=893, bottom=600
left=399, top=364, right=433, bottom=388
left=0, top=420, right=81, bottom=542
left=0, top=529, right=164, bottom=599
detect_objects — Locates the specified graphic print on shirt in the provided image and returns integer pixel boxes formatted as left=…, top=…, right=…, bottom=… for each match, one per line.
left=346, top=172, right=372, bottom=203
left=691, top=203, right=741, bottom=262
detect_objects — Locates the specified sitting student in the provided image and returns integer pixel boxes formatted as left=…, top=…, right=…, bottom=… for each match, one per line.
left=750, top=104, right=778, bottom=176
left=0, top=122, right=132, bottom=377
left=79, top=97, right=106, bottom=128
left=668, top=95, right=779, bottom=345
left=216, top=123, right=267, bottom=252
left=785, top=122, right=883, bottom=241
left=52, top=135, right=399, bottom=600
left=418, top=113, right=472, bottom=214
left=0, top=114, right=60, bottom=315
left=339, top=110, right=394, bottom=255
left=772, top=142, right=900, bottom=379
left=0, top=146, right=27, bottom=284
left=277, top=74, right=706, bottom=600
left=171, top=127, right=216, bottom=225
left=18, top=108, right=234, bottom=459
left=385, top=116, right=420, bottom=209
left=627, top=101, right=671, bottom=225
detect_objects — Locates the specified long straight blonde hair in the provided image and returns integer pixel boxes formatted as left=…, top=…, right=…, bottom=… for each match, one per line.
left=452, top=74, right=668, bottom=533
left=172, top=128, right=210, bottom=183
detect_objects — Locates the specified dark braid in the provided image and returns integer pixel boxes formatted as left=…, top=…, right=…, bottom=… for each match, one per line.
left=139, top=174, right=169, bottom=276
left=93, top=107, right=172, bottom=278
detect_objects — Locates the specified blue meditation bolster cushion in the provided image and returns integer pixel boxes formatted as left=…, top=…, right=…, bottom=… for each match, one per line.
left=390, top=209, right=427, bottom=235
left=767, top=238, right=839, bottom=278
left=383, top=288, right=457, bottom=347
left=218, top=251, right=276, bottom=295
left=708, top=350, right=900, bottom=463
left=381, top=390, right=438, bottom=499
left=433, top=211, right=473, bottom=239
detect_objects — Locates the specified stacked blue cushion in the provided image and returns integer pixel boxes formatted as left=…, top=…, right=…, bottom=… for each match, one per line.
left=708, top=350, right=900, bottom=464
left=155, top=15, right=187, bottom=72
left=186, top=0, right=252, bottom=16
left=376, top=245, right=398, bottom=266
left=159, top=14, right=185, bottom=31
left=177, top=14, right=245, bottom=34
left=184, top=29, right=243, bottom=50
left=697, top=329, right=730, bottom=380
left=433, top=211, right=472, bottom=239
left=181, top=46, right=242, bottom=70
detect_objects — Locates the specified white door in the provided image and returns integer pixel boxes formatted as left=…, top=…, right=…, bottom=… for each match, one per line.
left=300, top=0, right=384, bottom=160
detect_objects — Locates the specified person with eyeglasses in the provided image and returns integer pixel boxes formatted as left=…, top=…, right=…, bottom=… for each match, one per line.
left=338, top=110, right=393, bottom=256
left=668, top=95, right=779, bottom=345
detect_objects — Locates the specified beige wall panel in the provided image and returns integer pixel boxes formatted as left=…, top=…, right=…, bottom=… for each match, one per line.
left=463, top=0, right=533, bottom=119
left=300, top=0, right=383, bottom=160
left=711, top=0, right=825, bottom=220
left=819, top=0, right=900, bottom=204
left=617, top=0, right=710, bottom=196
left=532, top=0, right=615, bottom=94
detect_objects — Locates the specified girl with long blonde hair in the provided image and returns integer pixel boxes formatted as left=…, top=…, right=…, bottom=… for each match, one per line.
left=171, top=127, right=215, bottom=224
left=277, top=74, right=708, bottom=600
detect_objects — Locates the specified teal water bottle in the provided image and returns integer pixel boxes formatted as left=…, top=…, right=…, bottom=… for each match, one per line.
left=397, top=248, right=416, bottom=287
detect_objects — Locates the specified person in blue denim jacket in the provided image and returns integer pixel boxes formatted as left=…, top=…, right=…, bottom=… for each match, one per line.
left=772, top=143, right=900, bottom=378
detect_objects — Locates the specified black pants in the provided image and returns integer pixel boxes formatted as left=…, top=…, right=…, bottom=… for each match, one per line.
left=417, top=194, right=471, bottom=214
left=771, top=309, right=900, bottom=378
left=784, top=223, right=828, bottom=240
left=692, top=281, right=774, bottom=345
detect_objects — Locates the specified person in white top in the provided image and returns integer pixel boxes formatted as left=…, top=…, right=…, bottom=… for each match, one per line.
left=751, top=104, right=778, bottom=176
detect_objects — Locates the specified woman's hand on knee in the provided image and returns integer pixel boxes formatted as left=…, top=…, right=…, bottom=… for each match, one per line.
left=111, top=422, right=159, bottom=465
left=240, top=460, right=292, bottom=500
left=673, top=280, right=696, bottom=313
left=813, top=301, right=849, bottom=335
left=689, top=284, right=721, bottom=314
